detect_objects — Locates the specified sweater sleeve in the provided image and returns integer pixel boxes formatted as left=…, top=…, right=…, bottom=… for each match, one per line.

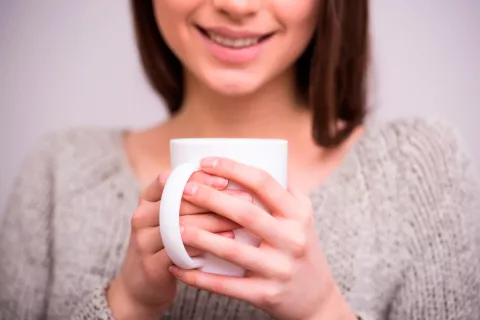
left=0, top=136, right=54, bottom=319
left=70, top=285, right=116, bottom=319
left=0, top=134, right=118, bottom=320
left=388, top=120, right=480, bottom=320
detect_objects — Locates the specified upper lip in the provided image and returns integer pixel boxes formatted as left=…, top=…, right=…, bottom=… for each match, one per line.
left=197, top=25, right=273, bottom=39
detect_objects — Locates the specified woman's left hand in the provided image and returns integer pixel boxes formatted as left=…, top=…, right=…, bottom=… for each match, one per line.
left=168, top=157, right=356, bottom=320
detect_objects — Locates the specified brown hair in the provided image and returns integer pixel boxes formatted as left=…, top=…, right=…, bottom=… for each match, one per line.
left=130, top=1, right=369, bottom=148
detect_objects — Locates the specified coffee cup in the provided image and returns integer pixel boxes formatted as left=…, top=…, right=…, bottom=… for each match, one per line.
left=159, top=138, right=288, bottom=276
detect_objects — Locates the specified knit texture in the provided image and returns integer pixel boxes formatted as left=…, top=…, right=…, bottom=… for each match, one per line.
left=0, top=118, right=479, bottom=320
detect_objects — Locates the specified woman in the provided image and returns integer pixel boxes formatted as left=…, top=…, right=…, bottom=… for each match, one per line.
left=1, top=0, right=479, bottom=319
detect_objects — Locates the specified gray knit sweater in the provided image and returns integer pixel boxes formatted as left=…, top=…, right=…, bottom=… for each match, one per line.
left=1, top=118, right=479, bottom=320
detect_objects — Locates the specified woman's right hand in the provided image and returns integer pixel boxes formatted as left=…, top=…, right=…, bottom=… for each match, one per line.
left=107, top=171, right=252, bottom=319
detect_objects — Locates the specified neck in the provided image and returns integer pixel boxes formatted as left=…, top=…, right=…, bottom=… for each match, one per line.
left=168, top=68, right=313, bottom=142
left=130, top=68, right=357, bottom=193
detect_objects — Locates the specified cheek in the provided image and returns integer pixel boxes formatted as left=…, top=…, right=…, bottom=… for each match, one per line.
left=274, top=0, right=319, bottom=23
left=275, top=0, right=318, bottom=51
left=152, top=0, right=198, bottom=59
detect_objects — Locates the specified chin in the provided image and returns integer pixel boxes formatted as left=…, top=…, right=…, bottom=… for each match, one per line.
left=201, top=69, right=265, bottom=97
left=209, top=81, right=259, bottom=97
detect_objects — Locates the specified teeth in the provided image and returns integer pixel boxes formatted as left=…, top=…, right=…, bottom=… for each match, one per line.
left=208, top=32, right=260, bottom=48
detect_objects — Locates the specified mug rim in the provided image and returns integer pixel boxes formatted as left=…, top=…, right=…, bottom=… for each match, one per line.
left=170, top=138, right=288, bottom=145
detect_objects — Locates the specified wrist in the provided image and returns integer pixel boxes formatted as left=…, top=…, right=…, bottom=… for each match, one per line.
left=308, top=285, right=357, bottom=320
left=106, top=276, right=168, bottom=320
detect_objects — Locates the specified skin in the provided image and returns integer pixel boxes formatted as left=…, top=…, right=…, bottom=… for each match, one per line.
left=108, top=0, right=361, bottom=319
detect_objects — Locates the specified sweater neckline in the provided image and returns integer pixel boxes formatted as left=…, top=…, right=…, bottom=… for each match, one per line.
left=111, top=126, right=369, bottom=200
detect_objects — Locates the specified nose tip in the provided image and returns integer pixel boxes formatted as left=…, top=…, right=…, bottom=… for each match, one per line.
left=212, top=0, right=260, bottom=19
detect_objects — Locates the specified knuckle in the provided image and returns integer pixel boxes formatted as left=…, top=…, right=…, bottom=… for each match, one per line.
left=130, top=208, right=144, bottom=230
left=186, top=273, right=197, bottom=287
left=252, top=170, right=271, bottom=190
left=299, top=209, right=314, bottom=227
left=288, top=232, right=308, bottom=257
left=236, top=205, right=257, bottom=227
left=210, top=278, right=229, bottom=296
left=189, top=172, right=204, bottom=183
left=158, top=171, right=169, bottom=185
left=179, top=202, right=193, bottom=215
left=274, top=259, right=294, bottom=281
left=261, top=285, right=283, bottom=308
left=221, top=243, right=241, bottom=262
left=179, top=215, right=190, bottom=226
left=294, top=198, right=314, bottom=227
left=193, top=185, right=208, bottom=202
left=181, top=226, right=198, bottom=245
left=132, top=232, right=148, bottom=254
left=221, top=158, right=236, bottom=171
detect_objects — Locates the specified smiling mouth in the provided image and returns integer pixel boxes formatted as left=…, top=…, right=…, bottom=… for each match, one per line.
left=196, top=26, right=274, bottom=49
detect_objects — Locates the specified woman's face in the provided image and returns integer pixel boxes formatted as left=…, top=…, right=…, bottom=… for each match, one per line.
left=153, top=0, right=318, bottom=96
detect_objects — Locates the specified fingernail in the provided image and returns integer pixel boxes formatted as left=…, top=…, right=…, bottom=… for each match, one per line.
left=218, top=231, right=235, bottom=239
left=207, top=176, right=228, bottom=188
left=158, top=172, right=169, bottom=184
left=169, top=266, right=183, bottom=278
left=239, top=193, right=253, bottom=202
left=183, top=183, right=198, bottom=196
left=201, top=158, right=219, bottom=168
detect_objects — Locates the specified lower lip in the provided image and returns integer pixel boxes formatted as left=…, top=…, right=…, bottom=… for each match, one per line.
left=197, top=29, right=269, bottom=64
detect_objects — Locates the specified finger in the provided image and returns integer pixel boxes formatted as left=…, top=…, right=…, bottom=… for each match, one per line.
left=175, top=231, right=236, bottom=262
left=179, top=200, right=210, bottom=215
left=131, top=201, right=160, bottom=229
left=182, top=183, right=288, bottom=249
left=200, top=158, right=296, bottom=217
left=190, top=172, right=229, bottom=190
left=141, top=173, right=169, bottom=203
left=135, top=226, right=163, bottom=254
left=144, top=250, right=173, bottom=279
left=146, top=248, right=201, bottom=269
left=181, top=226, right=290, bottom=279
left=169, top=266, right=267, bottom=305
left=180, top=189, right=253, bottom=216
left=181, top=213, right=241, bottom=233
left=131, top=200, right=238, bottom=238
left=185, top=231, right=234, bottom=257
left=141, top=171, right=228, bottom=204
left=135, top=224, right=235, bottom=257
left=185, top=245, right=202, bottom=257
left=222, top=189, right=254, bottom=202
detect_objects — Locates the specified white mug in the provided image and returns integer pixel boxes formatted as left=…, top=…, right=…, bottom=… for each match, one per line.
left=159, top=138, right=288, bottom=277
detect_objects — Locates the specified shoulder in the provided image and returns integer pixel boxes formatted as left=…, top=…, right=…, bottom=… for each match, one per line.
left=360, top=117, right=479, bottom=249
left=27, top=126, right=128, bottom=197
left=36, top=126, right=124, bottom=157
left=361, top=117, right=477, bottom=186
left=352, top=116, right=478, bottom=204
left=31, top=126, right=125, bottom=168
left=3, top=126, right=127, bottom=225
left=363, top=117, right=468, bottom=157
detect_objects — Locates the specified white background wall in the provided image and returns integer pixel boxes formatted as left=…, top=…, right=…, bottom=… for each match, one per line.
left=1, top=1, right=479, bottom=215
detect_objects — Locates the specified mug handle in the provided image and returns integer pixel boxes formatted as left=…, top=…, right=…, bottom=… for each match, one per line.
left=159, top=162, right=204, bottom=269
